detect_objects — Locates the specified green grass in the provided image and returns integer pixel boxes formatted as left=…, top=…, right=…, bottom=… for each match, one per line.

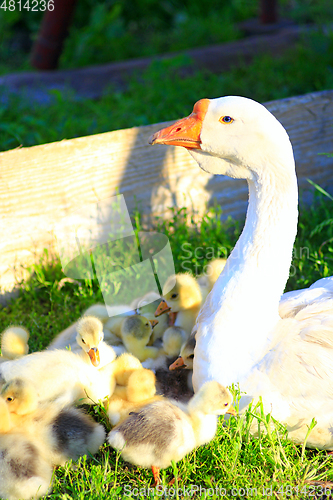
left=47, top=392, right=333, bottom=499
left=1, top=27, right=333, bottom=153
left=1, top=188, right=333, bottom=499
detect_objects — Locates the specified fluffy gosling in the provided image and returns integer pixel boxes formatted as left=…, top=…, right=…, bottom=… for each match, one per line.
left=108, top=381, right=236, bottom=485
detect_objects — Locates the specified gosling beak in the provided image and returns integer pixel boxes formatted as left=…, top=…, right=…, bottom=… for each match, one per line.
left=149, top=98, right=209, bottom=149
left=226, top=405, right=237, bottom=416
left=169, top=356, right=185, bottom=370
left=149, top=319, right=159, bottom=329
left=88, top=347, right=100, bottom=367
left=155, top=300, right=171, bottom=317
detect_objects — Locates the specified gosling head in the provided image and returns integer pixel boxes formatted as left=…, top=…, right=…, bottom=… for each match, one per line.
left=162, top=274, right=202, bottom=312
left=0, top=397, right=11, bottom=432
left=121, top=315, right=156, bottom=344
left=181, top=334, right=196, bottom=369
left=169, top=334, right=196, bottom=370
left=1, top=378, right=38, bottom=415
left=189, top=381, right=236, bottom=416
left=76, top=316, right=104, bottom=367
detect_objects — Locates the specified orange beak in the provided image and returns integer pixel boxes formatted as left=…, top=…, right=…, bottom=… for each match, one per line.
left=149, top=319, right=159, bottom=329
left=88, top=347, right=100, bottom=367
left=226, top=405, right=237, bottom=416
left=155, top=300, right=171, bottom=317
left=149, top=99, right=209, bottom=149
left=169, top=356, right=185, bottom=370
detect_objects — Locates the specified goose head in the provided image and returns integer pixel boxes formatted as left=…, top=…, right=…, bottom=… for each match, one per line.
left=76, top=316, right=104, bottom=367
left=150, top=96, right=294, bottom=181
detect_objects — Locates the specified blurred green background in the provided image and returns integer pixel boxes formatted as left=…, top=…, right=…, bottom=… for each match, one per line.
left=1, top=0, right=332, bottom=72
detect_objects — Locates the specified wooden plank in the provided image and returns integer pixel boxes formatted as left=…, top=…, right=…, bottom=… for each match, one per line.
left=1, top=89, right=333, bottom=300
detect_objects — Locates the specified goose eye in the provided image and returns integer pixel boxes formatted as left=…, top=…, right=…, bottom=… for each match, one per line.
left=6, top=397, right=14, bottom=402
left=171, top=293, right=178, bottom=299
left=145, top=323, right=149, bottom=327
left=188, top=354, right=194, bottom=359
left=220, top=116, right=234, bottom=124
left=224, top=402, right=229, bottom=407
left=81, top=338, right=86, bottom=344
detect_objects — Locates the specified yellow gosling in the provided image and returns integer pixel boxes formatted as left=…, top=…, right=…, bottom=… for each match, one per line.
left=1, top=378, right=106, bottom=466
left=169, top=333, right=196, bottom=370
left=120, top=316, right=160, bottom=362
left=75, top=315, right=117, bottom=368
left=156, top=274, right=203, bottom=338
left=0, top=326, right=29, bottom=361
left=108, top=381, right=236, bottom=485
left=107, top=368, right=163, bottom=425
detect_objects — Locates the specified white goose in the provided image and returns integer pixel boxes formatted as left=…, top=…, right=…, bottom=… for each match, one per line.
left=150, top=96, right=333, bottom=450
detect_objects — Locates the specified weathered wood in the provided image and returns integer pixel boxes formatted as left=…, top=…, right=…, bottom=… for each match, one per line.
left=1, top=90, right=333, bottom=300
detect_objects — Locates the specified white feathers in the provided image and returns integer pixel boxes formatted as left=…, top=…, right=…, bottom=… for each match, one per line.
left=163, top=96, right=333, bottom=449
left=108, top=429, right=126, bottom=450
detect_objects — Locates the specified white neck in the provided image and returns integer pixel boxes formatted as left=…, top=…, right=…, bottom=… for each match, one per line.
left=193, top=163, right=298, bottom=390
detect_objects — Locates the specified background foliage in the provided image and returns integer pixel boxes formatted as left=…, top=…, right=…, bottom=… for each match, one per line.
left=1, top=28, right=333, bottom=152
left=1, top=0, right=333, bottom=72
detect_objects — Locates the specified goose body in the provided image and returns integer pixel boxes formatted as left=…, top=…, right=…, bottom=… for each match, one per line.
left=151, top=96, right=333, bottom=449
